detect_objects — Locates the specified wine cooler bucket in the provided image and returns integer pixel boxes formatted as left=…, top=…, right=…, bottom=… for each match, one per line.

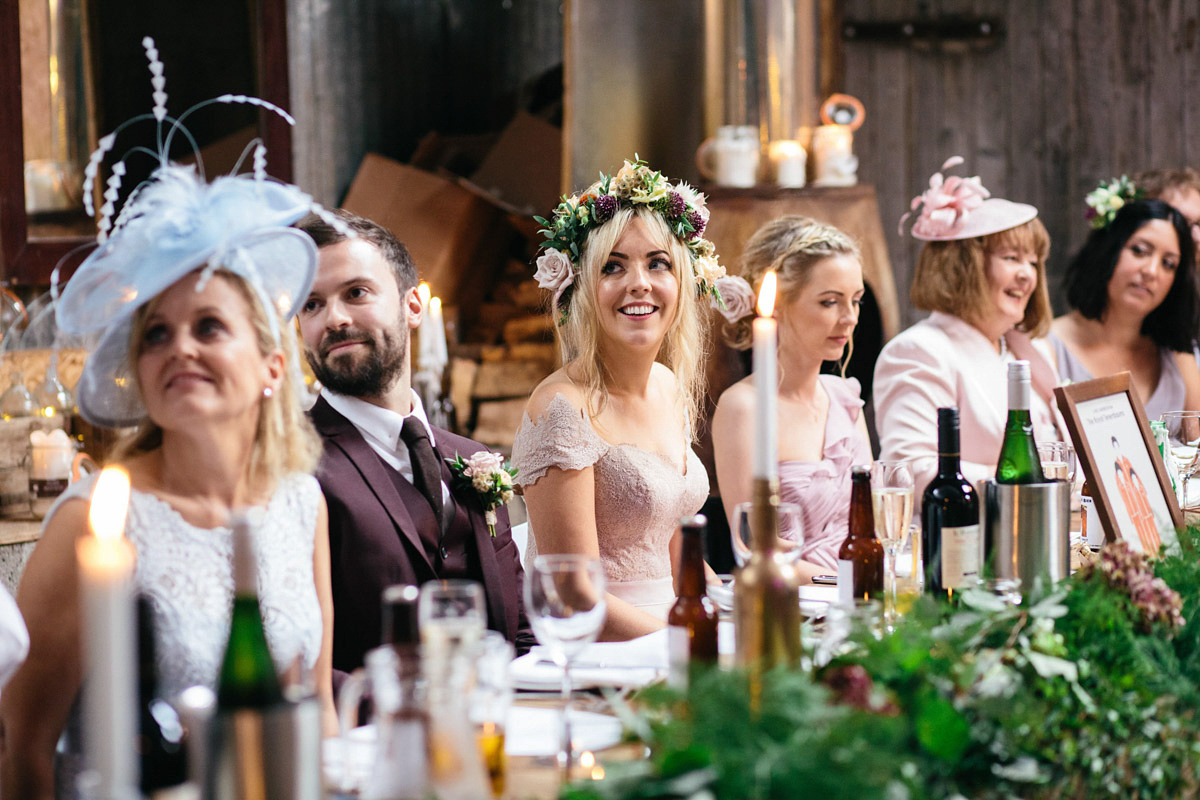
left=981, top=479, right=1071, bottom=591
left=206, top=698, right=322, bottom=800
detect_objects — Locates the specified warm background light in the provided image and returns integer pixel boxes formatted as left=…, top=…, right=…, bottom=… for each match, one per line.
left=757, top=270, right=777, bottom=318
left=88, top=465, right=131, bottom=541
left=417, top=281, right=432, bottom=309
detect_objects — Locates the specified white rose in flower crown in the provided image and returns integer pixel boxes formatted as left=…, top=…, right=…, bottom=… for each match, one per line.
left=695, top=255, right=725, bottom=287
left=534, top=248, right=575, bottom=295
left=714, top=275, right=755, bottom=323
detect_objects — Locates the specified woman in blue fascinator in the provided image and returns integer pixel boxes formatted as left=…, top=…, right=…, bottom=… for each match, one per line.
left=1, top=39, right=339, bottom=797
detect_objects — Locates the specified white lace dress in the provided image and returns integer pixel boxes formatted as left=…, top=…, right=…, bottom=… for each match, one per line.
left=49, top=472, right=323, bottom=699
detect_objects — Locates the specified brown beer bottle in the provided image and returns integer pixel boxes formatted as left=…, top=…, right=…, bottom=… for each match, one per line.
left=837, top=465, right=884, bottom=604
left=668, top=515, right=719, bottom=688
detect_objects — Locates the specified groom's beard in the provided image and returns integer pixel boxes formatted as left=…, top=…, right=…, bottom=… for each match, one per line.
left=307, top=324, right=408, bottom=398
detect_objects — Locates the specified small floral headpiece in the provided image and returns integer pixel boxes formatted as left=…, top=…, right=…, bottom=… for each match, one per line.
left=900, top=156, right=1037, bottom=241
left=1085, top=175, right=1142, bottom=230
left=533, top=157, right=725, bottom=325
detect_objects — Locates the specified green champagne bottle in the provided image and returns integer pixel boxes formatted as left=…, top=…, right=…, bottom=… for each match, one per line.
left=996, top=360, right=1045, bottom=484
left=216, top=511, right=282, bottom=708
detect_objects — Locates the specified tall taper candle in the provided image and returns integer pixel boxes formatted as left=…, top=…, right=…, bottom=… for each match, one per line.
left=77, top=465, right=136, bottom=799
left=753, top=271, right=779, bottom=479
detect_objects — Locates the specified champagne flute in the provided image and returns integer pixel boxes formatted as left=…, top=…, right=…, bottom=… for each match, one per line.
left=523, top=554, right=607, bottom=772
left=871, top=460, right=914, bottom=632
left=730, top=501, right=803, bottom=567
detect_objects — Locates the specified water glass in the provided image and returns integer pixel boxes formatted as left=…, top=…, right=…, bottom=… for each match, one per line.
left=1161, top=411, right=1200, bottom=510
left=418, top=580, right=486, bottom=666
left=731, top=501, right=803, bottom=567
left=871, top=460, right=914, bottom=632
left=523, top=554, right=607, bottom=771
left=471, top=631, right=513, bottom=798
left=1036, top=441, right=1076, bottom=483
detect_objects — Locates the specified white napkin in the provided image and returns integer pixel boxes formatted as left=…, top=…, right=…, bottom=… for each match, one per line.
left=510, top=629, right=668, bottom=690
left=504, top=706, right=623, bottom=756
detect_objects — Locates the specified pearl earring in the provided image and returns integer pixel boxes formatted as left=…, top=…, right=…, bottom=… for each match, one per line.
left=263, top=387, right=274, bottom=398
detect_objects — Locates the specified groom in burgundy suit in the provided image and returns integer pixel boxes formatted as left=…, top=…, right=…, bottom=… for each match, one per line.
left=298, top=211, right=534, bottom=676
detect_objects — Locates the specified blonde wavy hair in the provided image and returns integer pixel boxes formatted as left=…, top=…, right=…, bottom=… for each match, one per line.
left=555, top=206, right=708, bottom=440
left=112, top=269, right=322, bottom=494
left=723, top=216, right=862, bottom=359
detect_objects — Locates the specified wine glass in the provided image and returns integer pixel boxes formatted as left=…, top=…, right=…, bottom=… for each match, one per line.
left=730, top=501, right=803, bottom=567
left=1036, top=441, right=1076, bottom=482
left=417, top=579, right=486, bottom=667
left=1161, top=411, right=1200, bottom=510
left=523, top=554, right=607, bottom=771
left=871, top=460, right=914, bottom=632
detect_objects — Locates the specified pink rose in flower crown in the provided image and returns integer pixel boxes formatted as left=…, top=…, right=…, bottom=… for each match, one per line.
left=713, top=275, right=755, bottom=323
left=533, top=247, right=575, bottom=308
left=447, top=450, right=518, bottom=536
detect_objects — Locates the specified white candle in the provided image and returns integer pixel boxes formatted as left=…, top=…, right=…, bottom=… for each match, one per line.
left=812, top=124, right=858, bottom=187
left=769, top=140, right=807, bottom=188
left=428, top=297, right=449, bottom=374
left=77, top=465, right=136, bottom=800
left=416, top=282, right=434, bottom=372
left=753, top=271, right=778, bottom=479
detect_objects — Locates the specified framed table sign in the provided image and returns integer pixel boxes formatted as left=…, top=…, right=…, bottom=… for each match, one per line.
left=1054, top=372, right=1181, bottom=555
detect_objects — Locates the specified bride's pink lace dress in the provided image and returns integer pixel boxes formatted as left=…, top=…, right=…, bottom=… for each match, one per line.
left=511, top=394, right=709, bottom=619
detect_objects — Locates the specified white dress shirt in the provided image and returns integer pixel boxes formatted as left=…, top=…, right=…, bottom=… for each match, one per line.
left=873, top=311, right=1062, bottom=498
left=321, top=388, right=452, bottom=506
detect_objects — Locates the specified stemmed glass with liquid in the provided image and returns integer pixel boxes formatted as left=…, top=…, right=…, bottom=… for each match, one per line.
left=871, top=461, right=914, bottom=631
left=523, top=554, right=607, bottom=772
left=1161, top=411, right=1200, bottom=510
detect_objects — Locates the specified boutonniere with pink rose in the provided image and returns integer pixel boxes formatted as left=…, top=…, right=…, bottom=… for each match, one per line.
left=446, top=451, right=518, bottom=536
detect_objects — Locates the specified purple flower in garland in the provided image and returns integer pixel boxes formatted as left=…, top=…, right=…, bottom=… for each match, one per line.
left=665, top=191, right=686, bottom=220
left=593, top=193, right=618, bottom=222
left=1080, top=542, right=1185, bottom=633
left=686, top=209, right=707, bottom=238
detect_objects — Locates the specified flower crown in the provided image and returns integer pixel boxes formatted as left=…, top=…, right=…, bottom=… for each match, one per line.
left=1085, top=175, right=1142, bottom=230
left=533, top=158, right=725, bottom=324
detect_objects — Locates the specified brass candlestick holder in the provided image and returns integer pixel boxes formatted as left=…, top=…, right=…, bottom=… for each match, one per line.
left=734, top=477, right=803, bottom=700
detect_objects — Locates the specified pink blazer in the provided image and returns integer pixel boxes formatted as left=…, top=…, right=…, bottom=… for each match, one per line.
left=872, top=312, right=1062, bottom=498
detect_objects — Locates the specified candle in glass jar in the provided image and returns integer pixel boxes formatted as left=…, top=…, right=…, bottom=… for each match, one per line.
left=769, top=140, right=807, bottom=188
left=812, top=124, right=857, bottom=187
left=77, top=465, right=136, bottom=800
left=753, top=271, right=778, bottom=479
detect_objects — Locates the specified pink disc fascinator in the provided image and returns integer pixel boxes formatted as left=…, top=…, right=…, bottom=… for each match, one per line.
left=54, top=38, right=346, bottom=428
left=900, top=156, right=1037, bottom=241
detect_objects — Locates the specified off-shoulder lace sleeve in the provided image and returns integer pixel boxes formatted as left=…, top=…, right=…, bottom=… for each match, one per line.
left=511, top=393, right=610, bottom=487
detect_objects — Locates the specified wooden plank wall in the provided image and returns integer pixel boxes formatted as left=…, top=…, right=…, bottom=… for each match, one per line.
left=287, top=0, right=563, bottom=206
left=841, top=0, right=1200, bottom=329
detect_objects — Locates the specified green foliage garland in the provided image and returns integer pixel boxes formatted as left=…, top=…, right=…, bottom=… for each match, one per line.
left=561, top=529, right=1200, bottom=800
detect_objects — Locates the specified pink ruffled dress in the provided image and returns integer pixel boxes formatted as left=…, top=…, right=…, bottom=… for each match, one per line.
left=777, top=375, right=872, bottom=571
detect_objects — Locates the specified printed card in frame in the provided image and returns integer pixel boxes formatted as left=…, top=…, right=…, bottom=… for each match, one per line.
left=1054, top=373, right=1181, bottom=555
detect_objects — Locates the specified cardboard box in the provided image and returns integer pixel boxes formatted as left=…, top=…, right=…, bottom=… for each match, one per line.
left=341, top=154, right=507, bottom=311
left=460, top=112, right=563, bottom=218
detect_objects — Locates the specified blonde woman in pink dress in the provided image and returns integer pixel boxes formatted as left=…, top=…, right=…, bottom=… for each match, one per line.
left=511, top=159, right=723, bottom=640
left=711, top=217, right=873, bottom=579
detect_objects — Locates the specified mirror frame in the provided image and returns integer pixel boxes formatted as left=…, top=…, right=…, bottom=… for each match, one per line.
left=0, top=0, right=292, bottom=287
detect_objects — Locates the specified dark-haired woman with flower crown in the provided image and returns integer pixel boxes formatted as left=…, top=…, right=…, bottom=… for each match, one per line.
left=1049, top=185, right=1200, bottom=419
left=511, top=159, right=721, bottom=640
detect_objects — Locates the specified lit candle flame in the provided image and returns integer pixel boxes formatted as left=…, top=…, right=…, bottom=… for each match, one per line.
left=417, top=282, right=432, bottom=309
left=430, top=296, right=442, bottom=315
left=757, top=270, right=777, bottom=318
left=88, top=466, right=131, bottom=541
left=580, top=751, right=595, bottom=768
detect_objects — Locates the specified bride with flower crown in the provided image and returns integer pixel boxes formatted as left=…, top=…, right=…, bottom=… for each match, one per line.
left=510, top=160, right=723, bottom=640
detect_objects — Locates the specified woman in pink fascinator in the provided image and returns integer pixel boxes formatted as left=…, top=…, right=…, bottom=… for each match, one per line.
left=873, top=157, right=1063, bottom=498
